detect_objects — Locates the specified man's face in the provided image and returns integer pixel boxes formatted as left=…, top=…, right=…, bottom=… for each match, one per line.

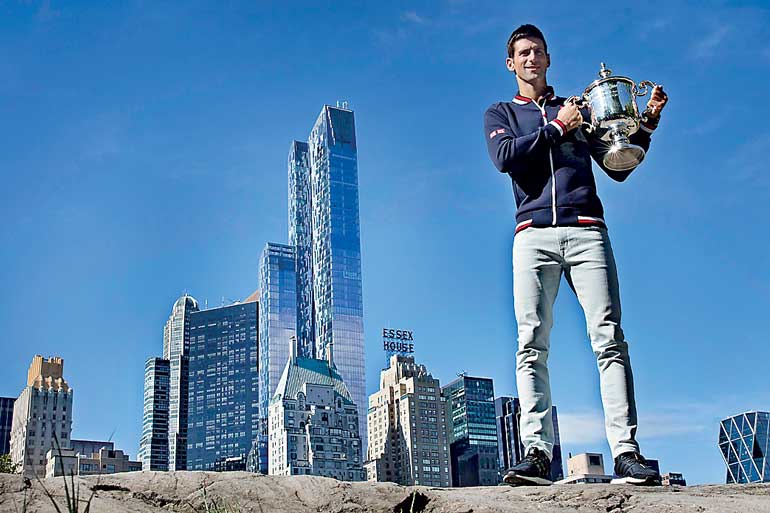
left=506, top=37, right=549, bottom=82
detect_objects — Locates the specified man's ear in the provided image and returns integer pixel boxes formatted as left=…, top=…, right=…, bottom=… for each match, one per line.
left=546, top=53, right=551, bottom=68
left=506, top=57, right=516, bottom=74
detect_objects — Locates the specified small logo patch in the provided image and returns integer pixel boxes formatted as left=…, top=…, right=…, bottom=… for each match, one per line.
left=489, top=128, right=505, bottom=139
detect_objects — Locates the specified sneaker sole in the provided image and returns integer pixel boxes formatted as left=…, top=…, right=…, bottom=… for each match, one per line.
left=610, top=476, right=662, bottom=486
left=503, top=474, right=553, bottom=486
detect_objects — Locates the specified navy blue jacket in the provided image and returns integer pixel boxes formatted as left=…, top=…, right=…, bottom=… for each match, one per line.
left=484, top=87, right=658, bottom=233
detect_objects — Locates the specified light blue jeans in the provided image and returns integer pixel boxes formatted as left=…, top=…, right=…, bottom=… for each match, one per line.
left=513, top=225, right=639, bottom=460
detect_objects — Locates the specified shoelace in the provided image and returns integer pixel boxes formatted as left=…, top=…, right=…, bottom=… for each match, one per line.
left=618, top=453, right=652, bottom=471
left=523, top=450, right=549, bottom=475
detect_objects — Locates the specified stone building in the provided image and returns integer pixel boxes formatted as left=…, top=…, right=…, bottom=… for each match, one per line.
left=555, top=452, right=612, bottom=484
left=365, top=355, right=451, bottom=487
left=9, top=355, right=74, bottom=477
left=268, top=340, right=364, bottom=480
left=46, top=447, right=141, bottom=477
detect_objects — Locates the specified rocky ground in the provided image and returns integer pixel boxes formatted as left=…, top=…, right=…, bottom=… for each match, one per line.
left=1, top=471, right=769, bottom=513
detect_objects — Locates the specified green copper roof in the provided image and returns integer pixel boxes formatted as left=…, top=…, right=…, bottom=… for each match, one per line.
left=271, top=357, right=354, bottom=405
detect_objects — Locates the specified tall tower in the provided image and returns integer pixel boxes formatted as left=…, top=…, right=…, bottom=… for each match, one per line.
left=719, top=411, right=770, bottom=483
left=291, top=105, right=366, bottom=447
left=138, top=358, right=170, bottom=471
left=258, top=243, right=297, bottom=473
left=163, top=294, right=199, bottom=471
left=0, top=397, right=15, bottom=456
left=365, top=355, right=452, bottom=487
left=288, top=140, right=315, bottom=359
left=442, top=375, right=499, bottom=487
left=186, top=297, right=259, bottom=471
left=9, top=355, right=74, bottom=477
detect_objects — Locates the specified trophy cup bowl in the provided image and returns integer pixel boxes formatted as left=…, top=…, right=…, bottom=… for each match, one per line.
left=581, top=63, right=656, bottom=172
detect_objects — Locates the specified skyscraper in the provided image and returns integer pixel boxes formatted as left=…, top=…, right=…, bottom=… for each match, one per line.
left=442, top=375, right=499, bottom=486
left=0, top=397, right=14, bottom=455
left=365, top=355, right=451, bottom=487
left=9, top=355, right=74, bottom=477
left=138, top=358, right=170, bottom=471
left=163, top=294, right=199, bottom=471
left=258, top=242, right=297, bottom=472
left=288, top=140, right=314, bottom=359
left=289, top=105, right=367, bottom=448
left=718, top=411, right=770, bottom=483
left=494, top=396, right=564, bottom=482
left=186, top=297, right=259, bottom=471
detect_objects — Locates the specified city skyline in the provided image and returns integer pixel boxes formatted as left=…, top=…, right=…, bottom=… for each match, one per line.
left=2, top=1, right=770, bottom=486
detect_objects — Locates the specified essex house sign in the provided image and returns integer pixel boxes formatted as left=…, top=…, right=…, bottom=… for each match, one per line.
left=382, top=328, right=414, bottom=354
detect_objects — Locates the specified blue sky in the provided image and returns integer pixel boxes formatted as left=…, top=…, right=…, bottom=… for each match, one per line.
left=1, top=1, right=769, bottom=485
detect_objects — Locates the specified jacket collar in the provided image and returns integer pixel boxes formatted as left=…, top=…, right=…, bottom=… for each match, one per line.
left=513, top=86, right=555, bottom=105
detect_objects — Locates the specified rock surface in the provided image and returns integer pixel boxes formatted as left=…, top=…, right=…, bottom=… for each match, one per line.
left=1, top=471, right=769, bottom=513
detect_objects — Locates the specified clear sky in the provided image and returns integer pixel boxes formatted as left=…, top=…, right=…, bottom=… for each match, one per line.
left=1, top=1, right=769, bottom=485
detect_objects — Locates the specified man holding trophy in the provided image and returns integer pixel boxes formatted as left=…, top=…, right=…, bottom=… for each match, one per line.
left=483, top=24, right=668, bottom=486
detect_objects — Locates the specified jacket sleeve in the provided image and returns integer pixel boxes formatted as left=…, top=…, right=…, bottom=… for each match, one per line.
left=484, top=105, right=565, bottom=180
left=587, top=115, right=659, bottom=182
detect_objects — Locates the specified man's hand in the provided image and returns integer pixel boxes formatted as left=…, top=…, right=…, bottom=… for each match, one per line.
left=645, top=85, right=668, bottom=119
left=557, top=102, right=583, bottom=132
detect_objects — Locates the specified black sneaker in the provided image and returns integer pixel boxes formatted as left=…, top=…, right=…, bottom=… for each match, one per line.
left=611, top=452, right=662, bottom=485
left=502, top=447, right=552, bottom=486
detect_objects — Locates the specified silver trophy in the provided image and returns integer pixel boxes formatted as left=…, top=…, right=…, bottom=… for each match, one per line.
left=578, top=63, right=656, bottom=171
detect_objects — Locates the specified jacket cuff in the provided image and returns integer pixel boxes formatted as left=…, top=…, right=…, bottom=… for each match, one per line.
left=545, top=120, right=566, bottom=140
left=639, top=112, right=660, bottom=134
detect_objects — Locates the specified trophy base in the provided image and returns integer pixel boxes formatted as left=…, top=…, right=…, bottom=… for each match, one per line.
left=603, top=142, right=646, bottom=172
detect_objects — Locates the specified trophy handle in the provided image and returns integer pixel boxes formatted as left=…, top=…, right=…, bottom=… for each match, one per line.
left=565, top=95, right=594, bottom=133
left=635, top=80, right=657, bottom=97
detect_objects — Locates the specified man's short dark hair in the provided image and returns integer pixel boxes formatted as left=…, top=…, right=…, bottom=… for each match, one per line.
left=507, top=24, right=547, bottom=58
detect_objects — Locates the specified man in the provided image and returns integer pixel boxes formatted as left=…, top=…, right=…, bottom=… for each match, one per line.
left=483, top=24, right=668, bottom=486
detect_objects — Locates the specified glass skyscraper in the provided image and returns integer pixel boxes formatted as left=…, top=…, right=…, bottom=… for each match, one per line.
left=257, top=104, right=367, bottom=470
left=162, top=294, right=199, bottom=471
left=288, top=140, right=315, bottom=359
left=294, top=105, right=366, bottom=448
left=494, top=396, right=564, bottom=482
left=138, top=358, right=170, bottom=471
left=718, top=411, right=770, bottom=483
left=0, top=397, right=14, bottom=455
left=186, top=299, right=259, bottom=471
left=258, top=242, right=297, bottom=472
left=442, top=376, right=500, bottom=486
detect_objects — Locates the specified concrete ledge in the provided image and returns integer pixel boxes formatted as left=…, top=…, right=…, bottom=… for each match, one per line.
left=1, top=471, right=769, bottom=513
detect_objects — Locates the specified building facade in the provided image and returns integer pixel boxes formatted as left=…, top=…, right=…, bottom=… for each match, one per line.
left=365, top=355, right=451, bottom=487
left=138, top=357, right=170, bottom=471
left=163, top=294, right=199, bottom=471
left=0, top=397, right=14, bottom=455
left=662, top=472, right=687, bottom=486
left=186, top=298, right=259, bottom=471
left=442, top=376, right=499, bottom=486
left=718, top=411, right=770, bottom=483
left=268, top=340, right=364, bottom=480
left=556, top=452, right=612, bottom=484
left=494, top=396, right=564, bottom=482
left=258, top=242, right=298, bottom=472
left=47, top=447, right=141, bottom=477
left=9, top=355, right=74, bottom=477
left=290, top=105, right=367, bottom=449
left=288, top=140, right=315, bottom=359
left=71, top=439, right=114, bottom=457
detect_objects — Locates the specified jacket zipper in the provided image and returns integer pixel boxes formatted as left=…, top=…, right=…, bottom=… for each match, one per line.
left=534, top=100, right=557, bottom=225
